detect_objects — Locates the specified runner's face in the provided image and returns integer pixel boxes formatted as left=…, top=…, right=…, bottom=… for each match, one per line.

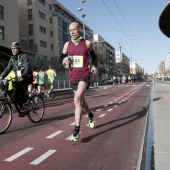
left=69, top=23, right=80, bottom=40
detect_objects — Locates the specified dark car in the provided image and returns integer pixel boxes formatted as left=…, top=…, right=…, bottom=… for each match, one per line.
left=103, top=78, right=113, bottom=84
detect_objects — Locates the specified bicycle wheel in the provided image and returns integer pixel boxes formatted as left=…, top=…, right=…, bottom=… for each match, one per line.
left=0, top=100, right=13, bottom=134
left=27, top=94, right=45, bottom=123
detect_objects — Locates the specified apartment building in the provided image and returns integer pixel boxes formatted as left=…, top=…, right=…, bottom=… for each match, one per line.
left=0, top=0, right=19, bottom=73
left=18, top=0, right=93, bottom=79
left=93, top=34, right=115, bottom=82
left=115, top=51, right=130, bottom=75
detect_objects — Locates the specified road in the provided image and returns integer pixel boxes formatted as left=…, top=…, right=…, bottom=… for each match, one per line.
left=0, top=81, right=151, bottom=170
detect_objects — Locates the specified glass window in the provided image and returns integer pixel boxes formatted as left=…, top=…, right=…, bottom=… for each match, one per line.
left=40, top=40, right=46, bottom=48
left=49, top=4, right=52, bottom=10
left=50, top=31, right=53, bottom=37
left=39, top=26, right=46, bottom=34
left=27, top=0, right=32, bottom=5
left=38, top=0, right=45, bottom=6
left=29, top=24, right=33, bottom=36
left=0, top=5, right=4, bottom=20
left=50, top=17, right=52, bottom=24
left=51, top=44, right=53, bottom=50
left=28, top=9, right=32, bottom=20
left=0, top=26, right=4, bottom=40
left=39, top=11, right=45, bottom=20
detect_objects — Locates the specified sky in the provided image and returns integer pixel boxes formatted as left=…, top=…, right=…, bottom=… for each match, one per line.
left=57, top=0, right=170, bottom=74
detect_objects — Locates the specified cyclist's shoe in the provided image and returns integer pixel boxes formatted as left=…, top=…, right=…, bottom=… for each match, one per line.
left=46, top=93, right=50, bottom=98
left=88, top=112, right=95, bottom=128
left=70, top=134, right=79, bottom=142
left=18, top=112, right=26, bottom=117
left=20, top=104, right=29, bottom=112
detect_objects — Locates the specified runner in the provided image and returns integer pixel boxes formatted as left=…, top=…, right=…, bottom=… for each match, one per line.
left=46, top=65, right=57, bottom=98
left=60, top=22, right=97, bottom=142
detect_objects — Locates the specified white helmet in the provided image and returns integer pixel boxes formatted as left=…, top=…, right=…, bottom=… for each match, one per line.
left=11, top=42, right=21, bottom=48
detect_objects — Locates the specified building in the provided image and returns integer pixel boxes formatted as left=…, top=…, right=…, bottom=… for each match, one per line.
left=93, top=34, right=115, bottom=83
left=115, top=51, right=130, bottom=75
left=0, top=0, right=19, bottom=73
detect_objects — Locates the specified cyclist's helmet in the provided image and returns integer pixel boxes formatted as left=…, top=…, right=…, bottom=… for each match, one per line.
left=11, top=42, right=22, bottom=48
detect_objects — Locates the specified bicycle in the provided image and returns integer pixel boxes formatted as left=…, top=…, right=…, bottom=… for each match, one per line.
left=0, top=78, right=45, bottom=134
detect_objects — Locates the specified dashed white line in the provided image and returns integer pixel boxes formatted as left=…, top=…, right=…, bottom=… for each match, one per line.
left=109, top=102, right=113, bottom=104
left=114, top=105, right=118, bottom=107
left=30, top=149, right=57, bottom=165
left=103, top=105, right=108, bottom=107
left=96, top=108, right=102, bottom=112
left=46, top=130, right=63, bottom=139
left=107, top=108, right=113, bottom=112
left=70, top=122, right=76, bottom=126
left=98, top=114, right=106, bottom=117
left=4, top=147, right=33, bottom=162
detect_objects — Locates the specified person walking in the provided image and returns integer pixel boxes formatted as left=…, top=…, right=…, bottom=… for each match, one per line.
left=46, top=65, right=57, bottom=98
left=60, top=22, right=97, bottom=142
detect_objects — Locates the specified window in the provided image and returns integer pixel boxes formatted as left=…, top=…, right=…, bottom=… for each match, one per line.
left=39, top=26, right=46, bottom=34
left=39, top=11, right=45, bottom=20
left=29, top=24, right=33, bottom=36
left=27, top=0, right=32, bottom=5
left=0, top=5, right=4, bottom=20
left=0, top=26, right=4, bottom=40
left=49, top=4, right=52, bottom=10
left=51, top=44, right=53, bottom=50
left=50, top=17, right=52, bottom=24
left=40, top=40, right=46, bottom=48
left=28, top=9, right=32, bottom=20
left=38, top=0, right=45, bottom=6
left=50, top=31, right=53, bottom=37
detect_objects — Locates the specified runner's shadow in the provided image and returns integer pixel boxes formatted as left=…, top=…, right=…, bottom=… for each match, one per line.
left=81, top=106, right=147, bottom=143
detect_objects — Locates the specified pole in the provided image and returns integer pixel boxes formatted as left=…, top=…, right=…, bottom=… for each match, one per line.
left=82, top=0, right=86, bottom=39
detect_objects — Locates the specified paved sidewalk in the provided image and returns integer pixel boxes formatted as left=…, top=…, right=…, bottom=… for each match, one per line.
left=152, top=82, right=170, bottom=170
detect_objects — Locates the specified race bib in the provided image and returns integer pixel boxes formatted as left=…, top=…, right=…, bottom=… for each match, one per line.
left=17, top=70, right=22, bottom=77
left=72, top=56, right=83, bottom=68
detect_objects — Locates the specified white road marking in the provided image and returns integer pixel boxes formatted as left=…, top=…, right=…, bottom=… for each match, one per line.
left=70, top=122, right=76, bottom=126
left=96, top=108, right=102, bottom=112
left=114, top=99, right=117, bottom=101
left=107, top=108, right=113, bottom=112
left=146, top=85, right=150, bottom=86
left=103, top=105, right=108, bottom=107
left=30, top=149, right=57, bottom=165
left=118, top=102, right=122, bottom=104
left=114, top=105, right=118, bottom=107
left=109, top=102, right=113, bottom=104
left=4, top=147, right=33, bottom=162
left=98, top=114, right=106, bottom=117
left=46, top=130, right=63, bottom=139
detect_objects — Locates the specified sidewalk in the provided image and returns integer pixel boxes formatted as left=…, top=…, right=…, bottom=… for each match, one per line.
left=152, top=82, right=170, bottom=170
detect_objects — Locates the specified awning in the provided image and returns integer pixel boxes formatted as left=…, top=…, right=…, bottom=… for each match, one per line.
left=159, top=2, right=170, bottom=38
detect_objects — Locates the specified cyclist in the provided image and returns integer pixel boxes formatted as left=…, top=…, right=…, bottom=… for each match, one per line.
left=0, top=42, right=33, bottom=117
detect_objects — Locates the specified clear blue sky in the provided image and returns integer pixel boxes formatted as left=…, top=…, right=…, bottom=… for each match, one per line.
left=57, top=0, right=170, bottom=74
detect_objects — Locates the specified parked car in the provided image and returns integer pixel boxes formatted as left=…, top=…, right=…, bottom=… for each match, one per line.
left=103, top=78, right=113, bottom=84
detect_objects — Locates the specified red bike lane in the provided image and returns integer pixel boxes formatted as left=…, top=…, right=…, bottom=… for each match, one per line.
left=0, top=82, right=151, bottom=170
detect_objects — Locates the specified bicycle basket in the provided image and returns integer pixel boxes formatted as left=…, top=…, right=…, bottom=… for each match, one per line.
left=0, top=80, right=7, bottom=98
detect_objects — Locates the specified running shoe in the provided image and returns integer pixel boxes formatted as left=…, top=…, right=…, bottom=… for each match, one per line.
left=70, top=134, right=79, bottom=142
left=89, top=112, right=95, bottom=128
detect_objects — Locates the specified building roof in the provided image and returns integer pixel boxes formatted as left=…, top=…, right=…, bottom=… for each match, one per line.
left=159, top=2, right=170, bottom=38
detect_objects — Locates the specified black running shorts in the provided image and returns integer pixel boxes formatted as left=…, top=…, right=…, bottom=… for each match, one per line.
left=71, top=76, right=90, bottom=91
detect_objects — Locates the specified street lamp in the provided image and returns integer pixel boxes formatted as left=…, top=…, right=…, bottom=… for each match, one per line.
left=119, top=43, right=122, bottom=75
left=77, top=0, right=87, bottom=39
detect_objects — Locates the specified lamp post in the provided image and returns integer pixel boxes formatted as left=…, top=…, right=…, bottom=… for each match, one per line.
left=119, top=43, right=122, bottom=75
left=77, top=0, right=87, bottom=39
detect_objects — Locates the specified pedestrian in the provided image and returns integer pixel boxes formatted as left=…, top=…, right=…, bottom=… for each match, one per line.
left=122, top=75, right=126, bottom=85
left=30, top=67, right=38, bottom=96
left=113, top=75, right=116, bottom=86
left=46, top=65, right=57, bottom=98
left=37, top=68, right=48, bottom=100
left=117, top=75, right=121, bottom=84
left=60, top=22, right=97, bottom=142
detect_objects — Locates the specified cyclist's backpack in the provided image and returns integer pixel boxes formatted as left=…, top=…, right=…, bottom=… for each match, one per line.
left=0, top=80, right=7, bottom=98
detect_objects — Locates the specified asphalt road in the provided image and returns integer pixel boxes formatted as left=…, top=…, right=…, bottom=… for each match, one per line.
left=0, top=81, right=151, bottom=170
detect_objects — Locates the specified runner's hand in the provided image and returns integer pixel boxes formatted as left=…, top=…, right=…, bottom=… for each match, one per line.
left=91, top=66, right=97, bottom=75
